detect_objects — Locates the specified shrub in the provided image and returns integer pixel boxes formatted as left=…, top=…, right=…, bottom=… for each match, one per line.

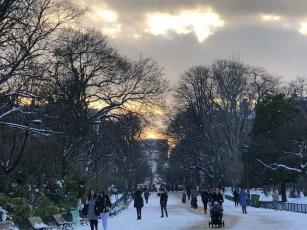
left=32, top=196, right=59, bottom=217
left=0, top=193, right=31, bottom=225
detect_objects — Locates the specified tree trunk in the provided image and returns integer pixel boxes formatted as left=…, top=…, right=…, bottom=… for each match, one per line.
left=280, top=182, right=287, bottom=202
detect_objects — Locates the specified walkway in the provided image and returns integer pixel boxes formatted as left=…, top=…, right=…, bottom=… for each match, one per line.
left=77, top=192, right=307, bottom=230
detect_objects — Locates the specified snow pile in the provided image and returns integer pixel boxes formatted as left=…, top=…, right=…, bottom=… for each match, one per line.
left=0, top=206, right=11, bottom=222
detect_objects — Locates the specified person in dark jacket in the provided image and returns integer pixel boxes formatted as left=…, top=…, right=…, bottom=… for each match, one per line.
left=187, top=186, right=191, bottom=200
left=233, top=188, right=239, bottom=207
left=211, top=190, right=224, bottom=206
left=86, top=190, right=99, bottom=230
left=201, top=190, right=209, bottom=214
left=96, top=191, right=112, bottom=230
left=134, top=190, right=144, bottom=220
left=182, top=189, right=187, bottom=203
left=160, top=190, right=168, bottom=217
left=144, top=189, right=150, bottom=204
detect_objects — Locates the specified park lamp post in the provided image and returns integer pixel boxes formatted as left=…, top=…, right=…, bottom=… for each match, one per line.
left=243, top=144, right=250, bottom=190
left=92, top=119, right=101, bottom=192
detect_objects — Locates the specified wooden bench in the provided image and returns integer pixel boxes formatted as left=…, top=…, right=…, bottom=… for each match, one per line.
left=0, top=221, right=17, bottom=230
left=28, top=217, right=57, bottom=230
left=53, top=214, right=73, bottom=229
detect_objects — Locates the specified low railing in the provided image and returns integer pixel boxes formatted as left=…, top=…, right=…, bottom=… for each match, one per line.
left=259, top=201, right=307, bottom=213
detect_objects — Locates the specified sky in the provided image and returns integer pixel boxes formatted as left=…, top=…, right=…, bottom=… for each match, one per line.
left=75, top=0, right=307, bottom=84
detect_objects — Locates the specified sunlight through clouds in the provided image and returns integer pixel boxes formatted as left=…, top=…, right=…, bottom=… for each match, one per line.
left=86, top=5, right=122, bottom=38
left=92, top=8, right=118, bottom=23
left=146, top=9, right=224, bottom=42
left=299, top=21, right=307, bottom=35
left=260, top=14, right=282, bottom=22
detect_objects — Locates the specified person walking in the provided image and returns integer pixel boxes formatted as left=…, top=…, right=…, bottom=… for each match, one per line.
left=233, top=188, right=240, bottom=207
left=182, top=189, right=187, bottom=203
left=134, top=190, right=144, bottom=220
left=144, top=189, right=150, bottom=204
left=86, top=190, right=99, bottom=230
left=239, top=188, right=248, bottom=214
left=96, top=191, right=112, bottom=230
left=200, top=189, right=209, bottom=214
left=191, top=188, right=198, bottom=209
left=160, top=190, right=168, bottom=217
left=187, top=186, right=191, bottom=200
left=272, top=189, right=279, bottom=211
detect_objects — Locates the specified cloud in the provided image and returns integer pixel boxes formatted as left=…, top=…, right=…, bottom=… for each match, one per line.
left=75, top=0, right=122, bottom=38
left=89, top=8, right=118, bottom=23
left=76, top=0, right=307, bottom=83
left=145, top=9, right=224, bottom=42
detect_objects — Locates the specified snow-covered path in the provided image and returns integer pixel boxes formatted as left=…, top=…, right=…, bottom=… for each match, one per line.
left=76, top=192, right=307, bottom=230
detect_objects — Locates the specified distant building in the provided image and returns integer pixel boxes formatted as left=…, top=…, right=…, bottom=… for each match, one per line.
left=139, top=139, right=169, bottom=186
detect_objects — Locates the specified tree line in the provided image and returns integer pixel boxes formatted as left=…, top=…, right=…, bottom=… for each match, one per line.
left=0, top=0, right=167, bottom=223
left=166, top=59, right=307, bottom=201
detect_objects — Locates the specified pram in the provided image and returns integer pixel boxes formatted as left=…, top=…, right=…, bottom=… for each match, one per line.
left=209, top=202, right=224, bottom=228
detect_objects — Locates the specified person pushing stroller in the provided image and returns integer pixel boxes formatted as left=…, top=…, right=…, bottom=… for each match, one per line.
left=209, top=201, right=224, bottom=228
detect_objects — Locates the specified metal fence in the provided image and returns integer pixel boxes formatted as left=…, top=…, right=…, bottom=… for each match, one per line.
left=259, top=201, right=307, bottom=213
left=225, top=194, right=307, bottom=214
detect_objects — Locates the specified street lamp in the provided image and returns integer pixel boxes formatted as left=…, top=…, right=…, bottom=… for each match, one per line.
left=243, top=144, right=249, bottom=190
left=92, top=119, right=101, bottom=191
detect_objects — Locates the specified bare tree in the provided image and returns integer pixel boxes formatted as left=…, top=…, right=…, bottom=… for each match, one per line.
left=169, top=59, right=280, bottom=186
left=45, top=29, right=167, bottom=176
left=0, top=0, right=81, bottom=175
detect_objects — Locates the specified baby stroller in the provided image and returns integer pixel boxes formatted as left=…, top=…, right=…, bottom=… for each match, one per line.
left=209, top=202, right=224, bottom=228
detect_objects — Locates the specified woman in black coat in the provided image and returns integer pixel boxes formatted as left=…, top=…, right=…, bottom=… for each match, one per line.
left=96, top=191, right=112, bottom=230
left=201, top=190, right=209, bottom=214
left=160, top=191, right=168, bottom=217
left=134, top=190, right=144, bottom=220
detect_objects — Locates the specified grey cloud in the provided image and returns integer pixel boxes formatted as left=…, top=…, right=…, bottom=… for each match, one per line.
left=76, top=0, right=307, bottom=83
left=103, top=0, right=307, bottom=20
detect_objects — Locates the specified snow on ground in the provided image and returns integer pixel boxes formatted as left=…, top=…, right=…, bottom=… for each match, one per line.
left=223, top=198, right=307, bottom=230
left=76, top=192, right=204, bottom=230
left=225, top=187, right=307, bottom=204
left=76, top=192, right=307, bottom=230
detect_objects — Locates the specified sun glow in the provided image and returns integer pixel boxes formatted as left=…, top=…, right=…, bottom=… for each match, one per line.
left=299, top=21, right=307, bottom=35
left=140, top=127, right=165, bottom=140
left=146, top=8, right=224, bottom=42
left=260, top=14, right=281, bottom=22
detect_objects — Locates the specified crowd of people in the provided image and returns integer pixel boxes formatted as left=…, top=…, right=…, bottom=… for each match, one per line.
left=80, top=185, right=254, bottom=230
